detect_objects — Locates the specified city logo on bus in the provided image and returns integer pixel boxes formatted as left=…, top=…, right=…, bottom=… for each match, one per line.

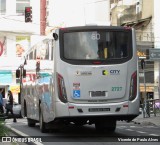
left=102, top=70, right=120, bottom=75
left=102, top=70, right=109, bottom=75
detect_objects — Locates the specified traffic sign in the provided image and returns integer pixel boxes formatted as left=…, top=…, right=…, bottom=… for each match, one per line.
left=146, top=48, right=160, bottom=60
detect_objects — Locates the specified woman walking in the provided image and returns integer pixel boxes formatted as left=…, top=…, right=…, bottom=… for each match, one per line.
left=6, top=90, right=17, bottom=122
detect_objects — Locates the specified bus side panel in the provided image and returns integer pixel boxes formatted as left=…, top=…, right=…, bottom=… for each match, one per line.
left=128, top=29, right=139, bottom=115
left=21, top=86, right=25, bottom=117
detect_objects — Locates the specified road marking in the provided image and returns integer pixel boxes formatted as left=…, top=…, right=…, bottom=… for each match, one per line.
left=5, top=124, right=43, bottom=145
left=130, top=126, right=136, bottom=128
left=118, top=126, right=126, bottom=129
left=6, top=124, right=29, bottom=137
left=149, top=134, right=159, bottom=136
left=146, top=126, right=158, bottom=128
left=125, top=129, right=134, bottom=131
left=136, top=131, right=146, bottom=134
left=130, top=126, right=143, bottom=129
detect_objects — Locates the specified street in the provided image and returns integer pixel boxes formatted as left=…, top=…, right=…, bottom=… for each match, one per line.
left=3, top=118, right=160, bottom=145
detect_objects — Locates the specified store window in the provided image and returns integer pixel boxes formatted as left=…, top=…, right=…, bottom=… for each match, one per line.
left=0, top=0, right=6, bottom=14
left=16, top=0, right=30, bottom=14
left=139, top=60, right=154, bottom=83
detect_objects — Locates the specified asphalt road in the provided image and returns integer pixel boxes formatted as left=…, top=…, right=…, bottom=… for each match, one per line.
left=3, top=118, right=160, bottom=145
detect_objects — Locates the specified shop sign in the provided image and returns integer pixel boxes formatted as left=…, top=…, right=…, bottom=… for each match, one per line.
left=10, top=85, right=20, bottom=94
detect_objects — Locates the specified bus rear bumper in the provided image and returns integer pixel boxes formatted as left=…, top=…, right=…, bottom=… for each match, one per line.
left=55, top=100, right=139, bottom=121
left=55, top=114, right=138, bottom=122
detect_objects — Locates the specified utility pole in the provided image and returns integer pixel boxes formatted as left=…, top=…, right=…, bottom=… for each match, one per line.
left=16, top=64, right=26, bottom=104
left=141, top=59, right=150, bottom=118
left=19, top=65, right=23, bottom=104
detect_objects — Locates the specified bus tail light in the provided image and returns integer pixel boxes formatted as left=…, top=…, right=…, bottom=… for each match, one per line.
left=57, top=73, right=67, bottom=103
left=129, top=71, right=137, bottom=101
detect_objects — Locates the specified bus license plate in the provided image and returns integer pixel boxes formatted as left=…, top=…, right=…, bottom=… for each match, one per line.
left=90, top=91, right=107, bottom=97
left=89, top=108, right=110, bottom=112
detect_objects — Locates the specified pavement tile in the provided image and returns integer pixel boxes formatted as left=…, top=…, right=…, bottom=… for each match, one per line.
left=133, top=113, right=160, bottom=126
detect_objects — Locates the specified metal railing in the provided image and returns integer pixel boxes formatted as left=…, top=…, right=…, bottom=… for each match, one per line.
left=142, top=99, right=160, bottom=118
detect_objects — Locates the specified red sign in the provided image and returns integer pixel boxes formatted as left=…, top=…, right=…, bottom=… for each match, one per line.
left=0, top=41, right=4, bottom=56
left=23, top=73, right=36, bottom=83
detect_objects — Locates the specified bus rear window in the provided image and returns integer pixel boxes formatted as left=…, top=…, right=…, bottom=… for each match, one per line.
left=62, top=30, right=132, bottom=64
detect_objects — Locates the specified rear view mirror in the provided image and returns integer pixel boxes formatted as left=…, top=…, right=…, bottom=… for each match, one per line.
left=53, top=33, right=58, bottom=40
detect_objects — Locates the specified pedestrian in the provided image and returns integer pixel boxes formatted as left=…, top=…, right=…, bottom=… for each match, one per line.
left=0, top=88, right=4, bottom=114
left=6, top=90, right=17, bottom=122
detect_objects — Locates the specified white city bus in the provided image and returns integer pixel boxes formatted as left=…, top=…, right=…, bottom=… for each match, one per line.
left=21, top=26, right=139, bottom=133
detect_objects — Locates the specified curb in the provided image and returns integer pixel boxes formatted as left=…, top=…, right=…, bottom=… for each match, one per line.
left=5, top=123, right=43, bottom=145
left=132, top=120, right=158, bottom=126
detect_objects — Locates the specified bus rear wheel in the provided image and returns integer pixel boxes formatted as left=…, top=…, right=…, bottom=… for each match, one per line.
left=95, top=120, right=116, bottom=132
left=27, top=118, right=36, bottom=127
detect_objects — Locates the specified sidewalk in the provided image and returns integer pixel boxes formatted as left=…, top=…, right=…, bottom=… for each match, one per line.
left=0, top=115, right=19, bottom=145
left=133, top=113, right=160, bottom=126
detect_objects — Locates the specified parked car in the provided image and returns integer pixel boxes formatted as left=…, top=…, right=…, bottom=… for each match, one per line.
left=3, top=98, right=22, bottom=118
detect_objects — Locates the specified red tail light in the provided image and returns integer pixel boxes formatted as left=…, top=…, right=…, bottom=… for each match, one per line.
left=129, top=71, right=137, bottom=101
left=92, top=61, right=102, bottom=64
left=57, top=73, right=67, bottom=103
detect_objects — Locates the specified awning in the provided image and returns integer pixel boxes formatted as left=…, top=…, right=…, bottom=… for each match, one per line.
left=121, top=16, right=152, bottom=30
left=0, top=71, right=12, bottom=84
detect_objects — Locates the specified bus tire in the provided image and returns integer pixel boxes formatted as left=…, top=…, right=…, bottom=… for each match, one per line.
left=39, top=107, right=47, bottom=133
left=24, top=101, right=27, bottom=117
left=95, top=120, right=116, bottom=133
left=73, top=120, right=87, bottom=126
left=27, top=118, right=36, bottom=127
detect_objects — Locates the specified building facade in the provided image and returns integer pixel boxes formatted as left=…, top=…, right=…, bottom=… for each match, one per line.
left=110, top=0, right=160, bottom=100
left=0, top=0, right=41, bottom=102
left=45, top=0, right=111, bottom=34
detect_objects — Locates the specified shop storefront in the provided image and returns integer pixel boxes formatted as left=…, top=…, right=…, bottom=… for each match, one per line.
left=137, top=46, right=155, bottom=102
left=0, top=71, right=12, bottom=98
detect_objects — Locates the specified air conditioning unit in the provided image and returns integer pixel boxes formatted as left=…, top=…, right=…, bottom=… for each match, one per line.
left=136, top=0, right=142, bottom=14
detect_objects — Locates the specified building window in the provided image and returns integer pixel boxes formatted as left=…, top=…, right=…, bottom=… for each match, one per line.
left=0, top=0, right=6, bottom=14
left=16, top=0, right=30, bottom=14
